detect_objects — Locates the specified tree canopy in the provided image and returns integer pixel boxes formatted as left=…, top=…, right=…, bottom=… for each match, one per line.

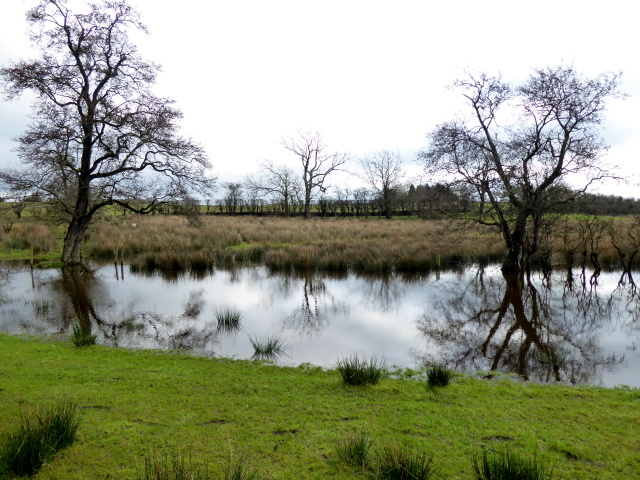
left=0, top=0, right=214, bottom=265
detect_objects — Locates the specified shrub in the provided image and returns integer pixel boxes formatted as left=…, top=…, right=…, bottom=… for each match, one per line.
left=336, top=353, right=386, bottom=386
left=0, top=400, right=81, bottom=477
left=471, top=448, right=554, bottom=480
left=375, top=444, right=440, bottom=480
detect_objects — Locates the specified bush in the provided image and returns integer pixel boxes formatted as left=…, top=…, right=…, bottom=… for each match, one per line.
left=336, top=353, right=386, bottom=386
left=471, top=448, right=554, bottom=480
left=0, top=400, right=81, bottom=477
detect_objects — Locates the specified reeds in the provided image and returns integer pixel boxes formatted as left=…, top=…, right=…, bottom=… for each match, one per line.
left=336, top=353, right=386, bottom=386
left=426, top=364, right=455, bottom=389
left=375, top=445, right=441, bottom=480
left=249, top=333, right=289, bottom=360
left=0, top=400, right=81, bottom=477
left=135, top=451, right=211, bottom=480
left=471, top=448, right=554, bottom=480
left=215, top=307, right=242, bottom=333
left=71, top=321, right=97, bottom=346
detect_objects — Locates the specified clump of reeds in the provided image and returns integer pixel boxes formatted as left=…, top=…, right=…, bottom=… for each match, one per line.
left=374, top=444, right=441, bottom=480
left=215, top=307, right=242, bottom=333
left=0, top=400, right=81, bottom=477
left=222, top=454, right=260, bottom=480
left=29, top=297, right=53, bottom=317
left=426, top=364, right=455, bottom=389
left=335, top=430, right=375, bottom=471
left=336, top=353, right=386, bottom=386
left=135, top=451, right=211, bottom=480
left=249, top=333, right=289, bottom=360
left=471, top=448, right=554, bottom=480
left=71, top=321, right=97, bottom=347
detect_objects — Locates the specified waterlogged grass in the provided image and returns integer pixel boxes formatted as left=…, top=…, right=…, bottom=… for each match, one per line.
left=248, top=333, right=289, bottom=360
left=215, top=307, right=243, bottom=333
left=337, top=353, right=386, bottom=386
left=0, top=334, right=638, bottom=479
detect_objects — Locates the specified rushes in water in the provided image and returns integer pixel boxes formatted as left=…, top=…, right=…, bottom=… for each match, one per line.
left=71, top=321, right=97, bottom=346
left=0, top=401, right=81, bottom=477
left=336, top=353, right=386, bottom=386
left=426, top=364, right=455, bottom=389
left=335, top=431, right=375, bottom=471
left=135, top=451, right=211, bottom=480
left=375, top=445, right=441, bottom=480
left=215, top=307, right=242, bottom=333
left=249, top=333, right=289, bottom=360
left=471, top=448, right=554, bottom=480
left=29, top=297, right=52, bottom=317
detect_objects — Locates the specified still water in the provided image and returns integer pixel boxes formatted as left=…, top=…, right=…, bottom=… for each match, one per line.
left=1, top=261, right=638, bottom=388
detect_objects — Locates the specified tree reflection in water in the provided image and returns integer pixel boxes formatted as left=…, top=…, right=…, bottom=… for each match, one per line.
left=416, top=266, right=632, bottom=384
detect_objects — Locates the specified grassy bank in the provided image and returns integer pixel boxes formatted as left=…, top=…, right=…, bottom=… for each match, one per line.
left=0, top=334, right=637, bottom=479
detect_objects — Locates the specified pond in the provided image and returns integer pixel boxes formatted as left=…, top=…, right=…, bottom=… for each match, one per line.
left=1, top=260, right=638, bottom=388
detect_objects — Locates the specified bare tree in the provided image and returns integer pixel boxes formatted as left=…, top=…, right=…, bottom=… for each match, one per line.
left=358, top=150, right=404, bottom=219
left=223, top=183, right=243, bottom=214
left=0, top=0, right=214, bottom=265
left=281, top=130, right=349, bottom=219
left=419, top=66, right=623, bottom=272
left=245, top=160, right=301, bottom=215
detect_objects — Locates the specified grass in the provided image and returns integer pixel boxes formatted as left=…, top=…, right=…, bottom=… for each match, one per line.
left=136, top=451, right=211, bottom=480
left=71, top=321, right=97, bottom=347
left=248, top=333, right=289, bottom=360
left=426, top=364, right=455, bottom=389
left=471, top=448, right=554, bottom=480
left=0, top=400, right=81, bottom=477
left=215, top=307, right=243, bottom=333
left=336, top=353, right=386, bottom=386
left=29, top=297, right=53, bottom=317
left=0, top=334, right=638, bottom=479
left=335, top=431, right=375, bottom=471
left=374, top=445, right=440, bottom=480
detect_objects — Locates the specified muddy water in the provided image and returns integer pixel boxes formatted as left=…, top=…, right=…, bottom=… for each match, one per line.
left=1, top=261, right=638, bottom=387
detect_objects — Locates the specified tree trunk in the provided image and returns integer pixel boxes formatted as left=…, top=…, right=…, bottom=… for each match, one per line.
left=62, top=216, right=91, bottom=265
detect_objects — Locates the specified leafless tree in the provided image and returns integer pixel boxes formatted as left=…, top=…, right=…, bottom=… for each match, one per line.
left=358, top=150, right=404, bottom=218
left=223, top=183, right=243, bottom=214
left=245, top=160, right=301, bottom=215
left=281, top=130, right=349, bottom=219
left=0, top=0, right=214, bottom=265
left=419, top=66, right=623, bottom=272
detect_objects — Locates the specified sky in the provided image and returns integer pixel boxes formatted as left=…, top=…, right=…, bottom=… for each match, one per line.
left=1, top=0, right=639, bottom=198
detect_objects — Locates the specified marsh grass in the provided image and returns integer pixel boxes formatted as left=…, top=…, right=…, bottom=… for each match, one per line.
left=471, top=448, right=554, bottom=480
left=28, top=297, right=53, bottom=317
left=215, top=307, right=242, bottom=333
left=336, top=353, right=386, bottom=386
left=0, top=400, right=81, bottom=477
left=426, top=364, right=455, bottom=389
left=335, top=431, right=375, bottom=471
left=71, top=321, right=97, bottom=347
left=136, top=451, right=211, bottom=480
left=249, top=333, right=290, bottom=360
left=374, top=445, right=440, bottom=480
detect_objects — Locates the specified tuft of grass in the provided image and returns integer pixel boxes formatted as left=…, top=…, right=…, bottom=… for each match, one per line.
left=29, top=297, right=53, bottom=317
left=135, top=451, right=211, bottom=480
left=249, top=333, right=289, bottom=360
left=222, top=454, right=260, bottom=480
left=71, top=321, right=97, bottom=347
left=375, top=444, right=441, bottom=480
left=335, top=430, right=375, bottom=471
left=471, top=448, right=554, bottom=480
left=426, top=364, right=455, bottom=389
left=0, top=400, right=81, bottom=477
left=336, top=353, right=386, bottom=386
left=215, top=307, right=243, bottom=333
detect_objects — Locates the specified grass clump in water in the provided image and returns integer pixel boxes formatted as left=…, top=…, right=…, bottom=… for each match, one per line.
left=249, top=333, right=289, bottom=360
left=335, top=430, right=375, bottom=471
left=71, top=321, right=97, bottom=346
left=215, top=307, right=242, bottom=333
left=0, top=400, right=81, bottom=477
left=471, top=448, right=554, bottom=480
left=426, top=364, right=455, bottom=389
left=375, top=444, right=441, bottom=480
left=336, top=353, right=386, bottom=386
left=136, top=451, right=211, bottom=480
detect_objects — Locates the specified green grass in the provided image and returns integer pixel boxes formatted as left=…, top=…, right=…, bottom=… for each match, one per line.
left=426, top=364, right=455, bottom=389
left=135, top=451, right=212, bottom=480
left=0, top=334, right=638, bottom=479
left=71, top=321, right=97, bottom=347
left=336, top=353, right=386, bottom=386
left=374, top=444, right=440, bottom=480
left=335, top=430, right=375, bottom=471
left=0, top=400, right=81, bottom=477
left=471, top=448, right=554, bottom=480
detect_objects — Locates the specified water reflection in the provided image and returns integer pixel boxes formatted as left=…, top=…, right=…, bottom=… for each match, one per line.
left=416, top=267, right=635, bottom=385
left=0, top=261, right=638, bottom=387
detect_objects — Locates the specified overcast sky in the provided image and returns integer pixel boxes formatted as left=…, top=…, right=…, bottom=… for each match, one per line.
left=1, top=0, right=639, bottom=198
